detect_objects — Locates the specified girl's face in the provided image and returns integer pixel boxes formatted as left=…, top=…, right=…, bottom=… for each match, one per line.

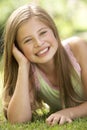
left=16, top=17, right=58, bottom=64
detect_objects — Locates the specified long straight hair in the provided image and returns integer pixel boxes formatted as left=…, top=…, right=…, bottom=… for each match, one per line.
left=3, top=4, right=85, bottom=118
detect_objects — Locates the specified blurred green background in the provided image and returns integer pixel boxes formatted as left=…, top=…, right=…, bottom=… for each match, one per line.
left=0, top=0, right=87, bottom=56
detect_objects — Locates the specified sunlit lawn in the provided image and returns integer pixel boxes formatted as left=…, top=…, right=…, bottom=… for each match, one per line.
left=0, top=62, right=87, bottom=130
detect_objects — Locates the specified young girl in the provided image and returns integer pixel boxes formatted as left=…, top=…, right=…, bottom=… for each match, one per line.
left=3, top=4, right=87, bottom=125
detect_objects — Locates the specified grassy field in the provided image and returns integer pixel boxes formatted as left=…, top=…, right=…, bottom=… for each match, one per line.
left=0, top=62, right=87, bottom=130
left=0, top=118, right=87, bottom=130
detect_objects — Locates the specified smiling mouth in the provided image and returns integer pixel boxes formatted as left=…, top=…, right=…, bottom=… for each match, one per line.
left=36, top=47, right=49, bottom=56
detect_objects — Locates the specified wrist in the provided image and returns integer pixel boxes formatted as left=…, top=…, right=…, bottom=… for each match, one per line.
left=69, top=106, right=80, bottom=120
left=19, top=63, right=30, bottom=72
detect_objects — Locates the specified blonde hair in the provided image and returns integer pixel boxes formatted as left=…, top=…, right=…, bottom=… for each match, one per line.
left=3, top=4, right=85, bottom=118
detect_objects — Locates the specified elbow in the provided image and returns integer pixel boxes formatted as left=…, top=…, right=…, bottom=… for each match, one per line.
left=7, top=111, right=32, bottom=124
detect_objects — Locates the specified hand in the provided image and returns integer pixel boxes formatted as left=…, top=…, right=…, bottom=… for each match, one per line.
left=46, top=109, right=73, bottom=126
left=12, top=44, right=30, bottom=66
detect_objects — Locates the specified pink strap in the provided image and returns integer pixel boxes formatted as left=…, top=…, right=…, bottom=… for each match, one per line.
left=64, top=44, right=81, bottom=76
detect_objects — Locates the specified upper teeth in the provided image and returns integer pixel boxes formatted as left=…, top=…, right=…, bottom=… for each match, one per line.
left=37, top=48, right=48, bottom=55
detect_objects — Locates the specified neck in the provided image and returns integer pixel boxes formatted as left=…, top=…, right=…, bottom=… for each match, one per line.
left=37, top=59, right=56, bottom=76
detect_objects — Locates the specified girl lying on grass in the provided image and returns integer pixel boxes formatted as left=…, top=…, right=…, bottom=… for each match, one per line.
left=3, top=3, right=87, bottom=125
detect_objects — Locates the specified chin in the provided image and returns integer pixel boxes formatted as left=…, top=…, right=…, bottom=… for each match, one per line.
left=37, top=57, right=54, bottom=64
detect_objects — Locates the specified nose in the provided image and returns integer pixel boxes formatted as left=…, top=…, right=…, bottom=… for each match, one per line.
left=34, top=37, right=44, bottom=47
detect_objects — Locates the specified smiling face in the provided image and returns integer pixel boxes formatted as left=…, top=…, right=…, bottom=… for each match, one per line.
left=16, top=17, right=58, bottom=64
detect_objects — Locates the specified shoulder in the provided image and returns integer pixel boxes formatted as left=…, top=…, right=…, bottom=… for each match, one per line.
left=62, top=36, right=87, bottom=49
left=62, top=36, right=87, bottom=66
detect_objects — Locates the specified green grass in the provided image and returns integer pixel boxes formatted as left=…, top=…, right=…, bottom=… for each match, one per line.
left=0, top=64, right=87, bottom=130
left=0, top=117, right=87, bottom=130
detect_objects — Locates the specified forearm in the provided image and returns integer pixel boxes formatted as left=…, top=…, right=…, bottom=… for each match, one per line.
left=7, top=64, right=32, bottom=123
left=70, top=102, right=87, bottom=119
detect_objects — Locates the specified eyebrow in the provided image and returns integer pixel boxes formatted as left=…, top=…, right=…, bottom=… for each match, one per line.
left=37, top=27, right=48, bottom=33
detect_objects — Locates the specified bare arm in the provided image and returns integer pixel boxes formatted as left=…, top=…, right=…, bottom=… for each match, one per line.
left=46, top=37, right=87, bottom=126
left=7, top=45, right=32, bottom=123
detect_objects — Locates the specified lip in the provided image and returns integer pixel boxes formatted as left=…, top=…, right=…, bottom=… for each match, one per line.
left=36, top=47, right=50, bottom=57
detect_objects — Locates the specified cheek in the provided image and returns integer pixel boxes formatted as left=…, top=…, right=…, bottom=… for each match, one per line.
left=48, top=33, right=57, bottom=42
left=50, top=35, right=58, bottom=47
left=22, top=47, right=32, bottom=59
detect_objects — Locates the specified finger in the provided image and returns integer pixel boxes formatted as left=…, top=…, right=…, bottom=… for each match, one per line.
left=51, top=117, right=60, bottom=126
left=46, top=118, right=53, bottom=125
left=66, top=118, right=72, bottom=123
left=46, top=115, right=54, bottom=125
left=12, top=44, right=23, bottom=62
left=59, top=117, right=72, bottom=125
left=12, top=44, right=19, bottom=56
left=59, top=117, right=66, bottom=125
